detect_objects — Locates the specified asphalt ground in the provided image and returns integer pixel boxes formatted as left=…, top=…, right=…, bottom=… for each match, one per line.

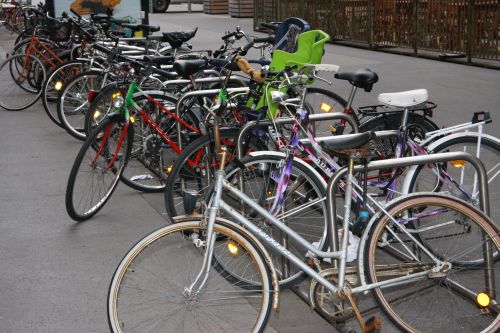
left=0, top=11, right=499, bottom=333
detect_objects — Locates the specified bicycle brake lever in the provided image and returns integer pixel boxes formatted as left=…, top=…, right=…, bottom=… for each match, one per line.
left=313, top=72, right=332, bottom=85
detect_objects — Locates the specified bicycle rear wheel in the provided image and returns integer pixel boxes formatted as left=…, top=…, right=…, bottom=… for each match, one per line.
left=65, top=114, right=133, bottom=221
left=108, top=220, right=273, bottom=333
left=364, top=193, right=500, bottom=333
left=0, top=54, right=46, bottom=111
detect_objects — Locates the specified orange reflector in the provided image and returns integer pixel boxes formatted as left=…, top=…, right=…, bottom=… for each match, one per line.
left=451, top=160, right=465, bottom=168
left=320, top=102, right=332, bottom=112
left=477, top=292, right=490, bottom=307
left=54, top=81, right=63, bottom=91
left=227, top=240, right=239, bottom=256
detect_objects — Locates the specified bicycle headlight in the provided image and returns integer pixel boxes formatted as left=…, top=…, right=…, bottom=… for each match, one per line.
left=112, top=94, right=125, bottom=108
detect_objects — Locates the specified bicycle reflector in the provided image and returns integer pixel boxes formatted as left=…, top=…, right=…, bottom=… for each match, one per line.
left=227, top=240, right=239, bottom=256
left=320, top=102, right=332, bottom=112
left=54, top=81, right=63, bottom=91
left=93, top=110, right=101, bottom=119
left=129, top=116, right=135, bottom=123
left=477, top=292, right=491, bottom=308
left=451, top=160, right=465, bottom=168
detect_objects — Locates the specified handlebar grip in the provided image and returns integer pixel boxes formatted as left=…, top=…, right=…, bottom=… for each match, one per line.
left=253, top=36, right=275, bottom=44
left=240, top=40, right=255, bottom=55
left=221, top=31, right=237, bottom=40
left=260, top=22, right=278, bottom=31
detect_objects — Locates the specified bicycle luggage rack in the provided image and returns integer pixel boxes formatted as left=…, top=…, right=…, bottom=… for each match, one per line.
left=358, top=101, right=436, bottom=117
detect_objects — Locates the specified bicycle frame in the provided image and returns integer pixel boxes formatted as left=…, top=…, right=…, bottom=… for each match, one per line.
left=186, top=150, right=495, bottom=304
left=25, top=33, right=64, bottom=69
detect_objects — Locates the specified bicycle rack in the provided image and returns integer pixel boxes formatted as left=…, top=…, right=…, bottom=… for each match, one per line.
left=236, top=113, right=362, bottom=159
left=326, top=151, right=495, bottom=300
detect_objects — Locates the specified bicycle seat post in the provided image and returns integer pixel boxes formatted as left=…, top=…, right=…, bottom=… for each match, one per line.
left=338, top=153, right=356, bottom=290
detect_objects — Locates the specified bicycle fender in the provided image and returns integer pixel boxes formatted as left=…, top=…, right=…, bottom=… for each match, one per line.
left=247, top=151, right=327, bottom=189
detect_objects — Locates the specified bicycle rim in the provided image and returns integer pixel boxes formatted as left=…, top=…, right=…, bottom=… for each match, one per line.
left=108, top=221, right=272, bottom=333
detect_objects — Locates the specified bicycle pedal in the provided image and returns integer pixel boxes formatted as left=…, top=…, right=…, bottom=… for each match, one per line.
left=363, top=316, right=382, bottom=333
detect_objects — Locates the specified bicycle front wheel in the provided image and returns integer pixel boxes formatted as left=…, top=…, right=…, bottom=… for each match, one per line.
left=66, top=114, right=133, bottom=221
left=108, top=220, right=273, bottom=333
left=364, top=193, right=500, bottom=333
left=0, top=54, right=46, bottom=111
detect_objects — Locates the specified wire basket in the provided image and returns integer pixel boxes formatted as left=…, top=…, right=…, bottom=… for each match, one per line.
left=30, top=16, right=71, bottom=42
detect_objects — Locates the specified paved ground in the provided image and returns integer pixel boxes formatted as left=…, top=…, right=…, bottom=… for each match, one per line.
left=0, top=11, right=499, bottom=333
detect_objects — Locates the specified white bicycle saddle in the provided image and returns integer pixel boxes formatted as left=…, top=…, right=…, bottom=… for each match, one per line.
left=378, top=89, right=429, bottom=108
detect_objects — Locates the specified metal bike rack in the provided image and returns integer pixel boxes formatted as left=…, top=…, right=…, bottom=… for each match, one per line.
left=326, top=151, right=495, bottom=298
left=236, top=113, right=361, bottom=159
left=174, top=86, right=250, bottom=150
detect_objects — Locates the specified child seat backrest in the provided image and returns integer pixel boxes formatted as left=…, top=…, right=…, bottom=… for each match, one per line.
left=269, top=29, right=330, bottom=72
left=273, top=17, right=310, bottom=52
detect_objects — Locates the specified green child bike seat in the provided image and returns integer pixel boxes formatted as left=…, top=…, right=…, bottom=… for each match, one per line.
left=253, top=29, right=330, bottom=118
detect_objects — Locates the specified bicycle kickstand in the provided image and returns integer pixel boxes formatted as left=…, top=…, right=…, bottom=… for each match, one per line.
left=344, top=291, right=382, bottom=333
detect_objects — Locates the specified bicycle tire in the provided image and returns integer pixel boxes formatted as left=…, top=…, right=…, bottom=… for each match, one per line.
left=0, top=54, right=46, bottom=111
left=222, top=153, right=328, bottom=289
left=65, top=113, right=133, bottom=221
left=364, top=193, right=500, bottom=333
left=108, top=220, right=273, bottom=333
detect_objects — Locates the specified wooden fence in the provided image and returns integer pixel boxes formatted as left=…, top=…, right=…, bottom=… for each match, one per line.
left=254, top=0, right=500, bottom=62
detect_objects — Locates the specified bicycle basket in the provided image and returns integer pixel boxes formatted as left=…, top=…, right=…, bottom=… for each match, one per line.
left=45, top=18, right=72, bottom=42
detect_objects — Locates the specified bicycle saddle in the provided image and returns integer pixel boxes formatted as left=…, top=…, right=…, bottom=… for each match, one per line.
left=322, top=131, right=376, bottom=151
left=122, top=23, right=160, bottom=33
left=162, top=28, right=198, bottom=49
left=335, top=68, right=378, bottom=92
left=143, top=55, right=175, bottom=66
left=173, top=59, right=208, bottom=76
left=378, top=89, right=429, bottom=108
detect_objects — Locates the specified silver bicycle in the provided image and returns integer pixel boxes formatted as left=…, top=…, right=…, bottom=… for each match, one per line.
left=108, top=132, right=499, bottom=332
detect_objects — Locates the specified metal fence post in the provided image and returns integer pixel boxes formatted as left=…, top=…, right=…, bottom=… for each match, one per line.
left=467, top=0, right=473, bottom=63
left=368, top=0, right=374, bottom=48
left=412, top=0, right=418, bottom=54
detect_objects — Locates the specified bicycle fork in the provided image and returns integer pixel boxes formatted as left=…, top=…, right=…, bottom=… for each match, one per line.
left=183, top=149, right=229, bottom=298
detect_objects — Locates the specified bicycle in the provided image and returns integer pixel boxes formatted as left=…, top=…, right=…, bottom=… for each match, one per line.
left=108, top=135, right=499, bottom=332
